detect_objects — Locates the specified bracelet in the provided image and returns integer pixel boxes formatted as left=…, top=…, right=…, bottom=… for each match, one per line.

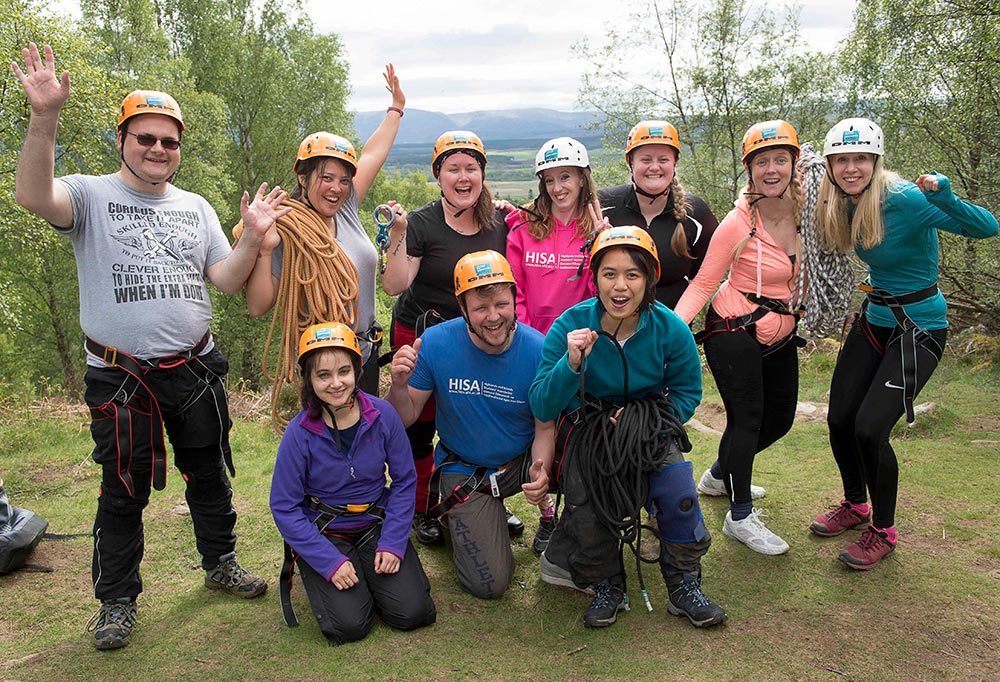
left=387, top=106, right=404, bottom=117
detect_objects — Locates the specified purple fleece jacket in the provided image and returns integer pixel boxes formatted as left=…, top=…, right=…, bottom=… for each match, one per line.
left=270, top=392, right=415, bottom=580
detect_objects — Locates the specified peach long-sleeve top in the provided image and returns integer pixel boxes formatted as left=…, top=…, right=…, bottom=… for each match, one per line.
left=674, top=196, right=800, bottom=345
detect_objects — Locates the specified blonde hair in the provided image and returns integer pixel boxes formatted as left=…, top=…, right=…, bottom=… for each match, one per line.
left=817, top=157, right=902, bottom=252
left=668, top=178, right=693, bottom=259
left=523, top=167, right=600, bottom=241
left=730, top=175, right=804, bottom=261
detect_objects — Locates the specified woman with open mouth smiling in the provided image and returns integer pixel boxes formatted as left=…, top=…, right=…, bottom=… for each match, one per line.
left=675, top=120, right=807, bottom=557
left=531, top=225, right=726, bottom=630
left=598, top=120, right=719, bottom=310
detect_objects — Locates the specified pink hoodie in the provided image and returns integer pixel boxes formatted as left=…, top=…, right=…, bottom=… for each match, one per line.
left=505, top=210, right=596, bottom=335
left=674, top=196, right=800, bottom=345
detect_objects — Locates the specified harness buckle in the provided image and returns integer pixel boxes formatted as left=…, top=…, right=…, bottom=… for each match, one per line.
left=346, top=503, right=371, bottom=514
left=102, top=345, right=119, bottom=367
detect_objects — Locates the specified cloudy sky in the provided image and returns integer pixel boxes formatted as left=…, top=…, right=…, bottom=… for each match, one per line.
left=52, top=0, right=857, bottom=113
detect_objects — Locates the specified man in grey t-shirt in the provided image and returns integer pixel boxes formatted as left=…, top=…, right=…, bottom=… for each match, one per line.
left=13, top=42, right=289, bottom=650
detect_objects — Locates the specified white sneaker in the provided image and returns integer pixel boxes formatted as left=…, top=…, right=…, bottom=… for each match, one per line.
left=696, top=468, right=766, bottom=500
left=539, top=552, right=593, bottom=595
left=722, top=509, right=789, bottom=555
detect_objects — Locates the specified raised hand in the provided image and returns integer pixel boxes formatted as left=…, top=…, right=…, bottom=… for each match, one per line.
left=11, top=43, right=70, bottom=115
left=390, top=337, right=421, bottom=386
left=588, top=198, right=611, bottom=232
left=384, top=63, right=405, bottom=110
left=566, top=328, right=599, bottom=372
left=239, top=182, right=290, bottom=250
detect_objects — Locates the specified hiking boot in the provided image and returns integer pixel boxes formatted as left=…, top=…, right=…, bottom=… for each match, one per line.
left=531, top=515, right=557, bottom=556
left=667, top=579, right=727, bottom=628
left=539, top=551, right=593, bottom=595
left=723, top=509, right=789, bottom=555
left=583, top=581, right=629, bottom=628
left=205, top=554, right=268, bottom=598
left=413, top=511, right=445, bottom=546
left=810, top=501, right=870, bottom=537
left=87, top=597, right=137, bottom=650
left=506, top=507, right=525, bottom=537
left=697, top=468, right=766, bottom=500
left=838, top=526, right=895, bottom=570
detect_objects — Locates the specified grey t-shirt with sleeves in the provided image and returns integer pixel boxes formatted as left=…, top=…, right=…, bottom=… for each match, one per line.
left=57, top=173, right=231, bottom=363
left=270, top=186, right=379, bottom=362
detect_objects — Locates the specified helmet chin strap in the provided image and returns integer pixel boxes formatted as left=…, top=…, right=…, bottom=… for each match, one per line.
left=632, top=181, right=670, bottom=204
left=441, top=191, right=470, bottom=218
left=121, top=147, right=176, bottom=186
left=459, top=297, right=517, bottom=350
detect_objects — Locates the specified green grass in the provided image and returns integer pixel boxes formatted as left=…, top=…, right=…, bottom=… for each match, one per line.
left=2, top=350, right=1000, bottom=680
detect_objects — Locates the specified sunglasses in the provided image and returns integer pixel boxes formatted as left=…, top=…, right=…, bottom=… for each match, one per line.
left=126, top=131, right=181, bottom=150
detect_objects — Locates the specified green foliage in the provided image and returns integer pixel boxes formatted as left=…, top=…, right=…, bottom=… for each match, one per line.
left=1, top=0, right=127, bottom=398
left=576, top=0, right=849, bottom=214
left=844, top=0, right=1000, bottom=331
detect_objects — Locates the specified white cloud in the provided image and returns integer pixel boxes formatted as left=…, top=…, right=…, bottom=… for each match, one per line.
left=51, top=0, right=856, bottom=113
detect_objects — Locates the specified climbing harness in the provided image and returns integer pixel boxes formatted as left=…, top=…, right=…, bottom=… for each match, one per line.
left=858, top=281, right=942, bottom=424
left=562, top=329, right=692, bottom=611
left=279, top=497, right=385, bottom=627
left=693, top=293, right=804, bottom=356
left=424, top=444, right=531, bottom=520
left=234, top=199, right=359, bottom=430
left=373, top=204, right=395, bottom=275
left=85, top=333, right=232, bottom=492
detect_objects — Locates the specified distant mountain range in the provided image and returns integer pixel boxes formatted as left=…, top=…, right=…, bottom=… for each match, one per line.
left=353, top=108, right=606, bottom=147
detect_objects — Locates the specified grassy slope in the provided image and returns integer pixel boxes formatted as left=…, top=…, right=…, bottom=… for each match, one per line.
left=2, top=351, right=999, bottom=681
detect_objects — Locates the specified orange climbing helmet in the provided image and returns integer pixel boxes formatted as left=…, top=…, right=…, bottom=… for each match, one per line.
left=741, top=120, right=800, bottom=163
left=118, top=90, right=185, bottom=131
left=453, top=250, right=516, bottom=298
left=297, top=322, right=362, bottom=365
left=432, top=130, right=487, bottom=176
left=625, top=120, right=680, bottom=161
left=294, top=132, right=358, bottom=176
left=590, top=225, right=661, bottom=279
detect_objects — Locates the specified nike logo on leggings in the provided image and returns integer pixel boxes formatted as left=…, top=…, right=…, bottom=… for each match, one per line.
left=884, top=380, right=904, bottom=390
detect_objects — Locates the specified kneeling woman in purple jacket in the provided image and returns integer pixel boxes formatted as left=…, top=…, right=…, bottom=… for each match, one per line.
left=270, top=322, right=436, bottom=645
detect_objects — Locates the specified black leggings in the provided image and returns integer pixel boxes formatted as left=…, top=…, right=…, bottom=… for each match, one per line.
left=827, top=316, right=946, bottom=528
left=703, top=308, right=799, bottom=507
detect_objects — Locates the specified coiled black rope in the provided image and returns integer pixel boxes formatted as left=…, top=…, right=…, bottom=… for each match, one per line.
left=567, top=328, right=692, bottom=609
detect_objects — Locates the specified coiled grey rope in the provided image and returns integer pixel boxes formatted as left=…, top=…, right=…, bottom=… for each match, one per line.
left=794, top=143, right=856, bottom=337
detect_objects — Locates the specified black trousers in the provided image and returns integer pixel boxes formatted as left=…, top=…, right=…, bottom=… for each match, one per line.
left=545, top=444, right=710, bottom=589
left=86, top=348, right=237, bottom=600
left=827, top=316, right=946, bottom=528
left=703, top=307, right=799, bottom=506
left=298, top=524, right=436, bottom=645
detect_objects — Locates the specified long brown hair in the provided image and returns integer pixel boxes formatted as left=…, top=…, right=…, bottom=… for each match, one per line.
left=521, top=167, right=600, bottom=241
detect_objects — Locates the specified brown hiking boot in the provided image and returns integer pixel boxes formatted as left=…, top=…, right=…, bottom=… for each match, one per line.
left=87, top=597, right=137, bottom=650
left=205, top=555, right=267, bottom=598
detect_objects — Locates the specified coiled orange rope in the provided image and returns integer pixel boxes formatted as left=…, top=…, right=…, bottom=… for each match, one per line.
left=235, top=198, right=359, bottom=429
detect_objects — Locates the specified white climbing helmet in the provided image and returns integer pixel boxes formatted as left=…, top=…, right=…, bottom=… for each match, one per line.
left=534, top=137, right=590, bottom=176
left=823, top=118, right=884, bottom=157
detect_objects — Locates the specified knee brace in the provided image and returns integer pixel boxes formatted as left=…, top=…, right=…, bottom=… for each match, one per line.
left=648, top=461, right=707, bottom=543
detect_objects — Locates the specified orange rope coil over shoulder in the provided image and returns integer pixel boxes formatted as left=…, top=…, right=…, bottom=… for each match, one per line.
left=235, top=198, right=359, bottom=430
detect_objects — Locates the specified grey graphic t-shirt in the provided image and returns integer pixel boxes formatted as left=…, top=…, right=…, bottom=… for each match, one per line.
left=58, top=174, right=231, bottom=362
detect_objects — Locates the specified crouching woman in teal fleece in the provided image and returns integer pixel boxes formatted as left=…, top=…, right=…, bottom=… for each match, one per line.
left=270, top=322, right=436, bottom=645
left=529, top=225, right=726, bottom=629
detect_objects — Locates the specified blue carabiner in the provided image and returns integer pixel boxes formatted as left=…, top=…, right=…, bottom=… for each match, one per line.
left=373, top=204, right=395, bottom=249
